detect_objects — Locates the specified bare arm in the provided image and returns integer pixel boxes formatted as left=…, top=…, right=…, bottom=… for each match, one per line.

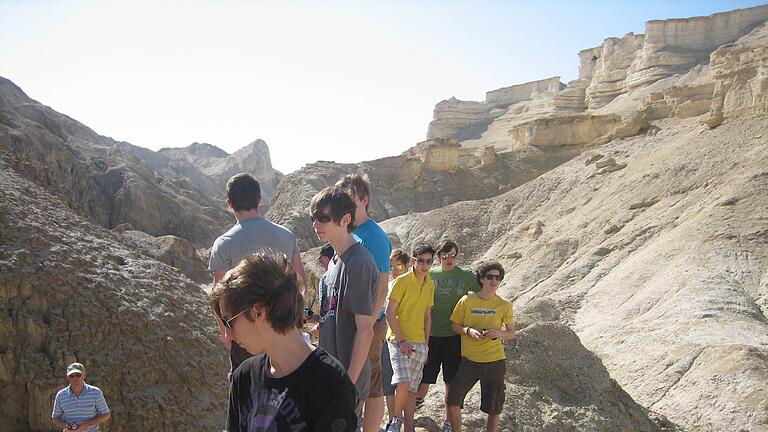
left=291, top=252, right=308, bottom=296
left=485, top=324, right=515, bottom=340
left=372, top=272, right=389, bottom=318
left=452, top=321, right=486, bottom=340
left=348, top=313, right=375, bottom=384
left=424, top=307, right=432, bottom=342
left=386, top=298, right=413, bottom=356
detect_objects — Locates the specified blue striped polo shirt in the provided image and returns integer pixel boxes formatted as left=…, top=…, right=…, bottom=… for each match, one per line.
left=51, top=383, right=110, bottom=432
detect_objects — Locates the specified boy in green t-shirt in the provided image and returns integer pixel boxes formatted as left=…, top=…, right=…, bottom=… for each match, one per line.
left=417, top=240, right=478, bottom=432
left=447, top=261, right=514, bottom=432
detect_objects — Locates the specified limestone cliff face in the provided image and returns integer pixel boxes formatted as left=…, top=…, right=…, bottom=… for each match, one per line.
left=0, top=158, right=227, bottom=431
left=581, top=4, right=768, bottom=109
left=427, top=77, right=564, bottom=140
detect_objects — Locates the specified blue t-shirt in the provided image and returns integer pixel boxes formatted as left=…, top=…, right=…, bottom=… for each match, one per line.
left=353, top=219, right=391, bottom=319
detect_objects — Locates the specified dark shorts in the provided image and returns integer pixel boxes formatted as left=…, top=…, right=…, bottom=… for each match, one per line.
left=447, top=358, right=506, bottom=415
left=421, top=335, right=462, bottom=385
left=380, top=341, right=395, bottom=396
left=367, top=317, right=387, bottom=398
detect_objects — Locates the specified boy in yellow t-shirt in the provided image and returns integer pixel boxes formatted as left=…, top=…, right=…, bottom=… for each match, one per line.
left=385, top=244, right=436, bottom=432
left=447, top=261, right=514, bottom=432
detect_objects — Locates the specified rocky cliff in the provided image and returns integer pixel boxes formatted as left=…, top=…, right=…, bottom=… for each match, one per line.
left=0, top=77, right=232, bottom=247
left=0, top=157, right=228, bottom=431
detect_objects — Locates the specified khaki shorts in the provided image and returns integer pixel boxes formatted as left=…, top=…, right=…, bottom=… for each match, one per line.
left=447, top=358, right=506, bottom=414
left=367, top=317, right=387, bottom=398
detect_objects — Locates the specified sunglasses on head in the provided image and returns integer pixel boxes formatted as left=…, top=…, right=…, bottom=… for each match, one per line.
left=310, top=213, right=332, bottom=223
left=68, top=373, right=82, bottom=378
left=415, top=258, right=433, bottom=265
left=483, top=274, right=503, bottom=281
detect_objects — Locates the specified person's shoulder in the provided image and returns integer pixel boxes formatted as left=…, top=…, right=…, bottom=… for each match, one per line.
left=82, top=383, right=105, bottom=396
left=232, top=354, right=267, bottom=381
left=54, top=386, right=70, bottom=398
left=310, top=347, right=353, bottom=382
left=347, top=243, right=376, bottom=268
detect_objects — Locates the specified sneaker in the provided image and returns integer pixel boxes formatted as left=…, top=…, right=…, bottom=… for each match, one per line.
left=414, top=396, right=425, bottom=411
left=439, top=422, right=453, bottom=432
left=386, top=416, right=403, bottom=432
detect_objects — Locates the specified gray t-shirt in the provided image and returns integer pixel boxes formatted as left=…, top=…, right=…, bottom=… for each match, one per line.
left=209, top=216, right=300, bottom=271
left=318, top=242, right=377, bottom=400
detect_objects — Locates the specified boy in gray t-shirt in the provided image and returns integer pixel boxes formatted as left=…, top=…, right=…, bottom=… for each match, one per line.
left=311, top=186, right=377, bottom=428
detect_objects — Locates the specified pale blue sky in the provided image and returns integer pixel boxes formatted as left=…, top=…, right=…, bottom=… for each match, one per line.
left=1, top=1, right=764, bottom=173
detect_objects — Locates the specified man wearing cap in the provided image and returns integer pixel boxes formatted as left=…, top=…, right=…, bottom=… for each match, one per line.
left=52, top=363, right=111, bottom=432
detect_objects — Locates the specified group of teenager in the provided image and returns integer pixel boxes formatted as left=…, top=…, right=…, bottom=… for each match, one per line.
left=208, top=173, right=515, bottom=432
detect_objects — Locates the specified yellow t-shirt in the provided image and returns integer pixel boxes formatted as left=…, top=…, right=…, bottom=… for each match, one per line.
left=450, top=293, right=513, bottom=363
left=386, top=269, right=435, bottom=343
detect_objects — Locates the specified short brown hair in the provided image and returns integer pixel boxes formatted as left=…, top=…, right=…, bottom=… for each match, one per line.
left=309, top=186, right=357, bottom=233
left=390, top=248, right=409, bottom=265
left=336, top=173, right=371, bottom=211
left=210, top=252, right=303, bottom=333
left=475, top=261, right=505, bottom=286
left=436, top=240, right=459, bottom=256
left=226, top=173, right=261, bottom=211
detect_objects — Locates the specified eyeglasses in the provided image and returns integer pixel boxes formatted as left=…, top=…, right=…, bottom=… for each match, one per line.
left=390, top=264, right=405, bottom=272
left=483, top=274, right=503, bottom=281
left=414, top=258, right=433, bottom=265
left=222, top=308, right=249, bottom=330
left=68, top=373, right=82, bottom=378
left=310, top=213, right=332, bottom=223
left=440, top=253, right=457, bottom=260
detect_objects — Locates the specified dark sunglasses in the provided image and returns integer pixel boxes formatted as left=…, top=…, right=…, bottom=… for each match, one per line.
left=390, top=264, right=405, bottom=272
left=68, top=373, right=82, bottom=378
left=440, top=253, right=457, bottom=260
left=415, top=258, right=433, bottom=265
left=222, top=308, right=249, bottom=330
left=310, top=213, right=332, bottom=223
left=483, top=274, right=503, bottom=281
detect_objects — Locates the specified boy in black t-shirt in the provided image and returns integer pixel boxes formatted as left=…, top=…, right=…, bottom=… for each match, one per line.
left=211, top=252, right=357, bottom=432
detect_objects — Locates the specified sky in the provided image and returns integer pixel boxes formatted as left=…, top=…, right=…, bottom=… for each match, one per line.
left=1, top=1, right=765, bottom=174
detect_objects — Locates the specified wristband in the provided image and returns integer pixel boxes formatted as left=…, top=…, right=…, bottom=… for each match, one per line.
left=464, top=327, right=470, bottom=335
left=398, top=339, right=406, bottom=344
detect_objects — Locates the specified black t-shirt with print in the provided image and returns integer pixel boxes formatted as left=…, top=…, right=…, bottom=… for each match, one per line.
left=226, top=346, right=356, bottom=432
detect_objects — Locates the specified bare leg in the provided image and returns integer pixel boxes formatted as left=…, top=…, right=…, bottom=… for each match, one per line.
left=394, top=382, right=410, bottom=418
left=447, top=405, right=461, bottom=432
left=416, top=383, right=429, bottom=400
left=404, top=390, right=418, bottom=432
left=363, top=396, right=385, bottom=432
left=486, top=413, right=500, bottom=432
left=386, top=394, right=396, bottom=421
left=442, top=383, right=451, bottom=425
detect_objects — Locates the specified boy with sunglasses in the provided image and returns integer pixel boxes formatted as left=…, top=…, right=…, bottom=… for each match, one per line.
left=211, top=252, right=357, bottom=432
left=336, top=174, right=392, bottom=432
left=417, top=240, right=479, bottom=432
left=385, top=244, right=436, bottom=432
left=311, top=186, right=378, bottom=430
left=447, top=261, right=514, bottom=432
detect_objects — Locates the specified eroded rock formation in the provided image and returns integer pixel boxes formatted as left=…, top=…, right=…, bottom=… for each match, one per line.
left=0, top=158, right=227, bottom=431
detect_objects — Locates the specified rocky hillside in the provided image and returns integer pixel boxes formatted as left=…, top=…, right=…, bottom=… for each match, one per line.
left=0, top=156, right=228, bottom=431
left=382, top=10, right=768, bottom=432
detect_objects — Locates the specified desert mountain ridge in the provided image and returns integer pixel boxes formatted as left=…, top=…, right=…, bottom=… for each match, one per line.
left=1, top=4, right=767, bottom=432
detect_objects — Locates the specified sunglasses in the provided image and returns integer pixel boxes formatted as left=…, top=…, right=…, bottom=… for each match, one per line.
left=68, top=373, right=82, bottom=378
left=390, top=264, right=405, bottom=272
left=222, top=308, right=249, bottom=330
left=483, top=274, right=503, bottom=281
left=440, top=253, right=457, bottom=260
left=414, top=258, right=433, bottom=265
left=310, top=213, right=332, bottom=223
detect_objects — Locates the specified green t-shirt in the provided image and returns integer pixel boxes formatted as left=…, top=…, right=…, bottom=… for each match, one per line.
left=429, top=266, right=479, bottom=337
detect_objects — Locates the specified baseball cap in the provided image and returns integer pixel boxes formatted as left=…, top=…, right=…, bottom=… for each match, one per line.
left=66, top=363, right=85, bottom=376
